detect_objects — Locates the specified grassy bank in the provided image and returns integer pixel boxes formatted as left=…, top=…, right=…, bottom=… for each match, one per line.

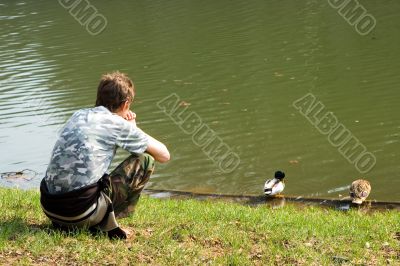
left=0, top=188, right=399, bottom=265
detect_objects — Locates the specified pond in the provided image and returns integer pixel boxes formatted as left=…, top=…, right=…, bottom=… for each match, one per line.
left=1, top=0, right=399, bottom=201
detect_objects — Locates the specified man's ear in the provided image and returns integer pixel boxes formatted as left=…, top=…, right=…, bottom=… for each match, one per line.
left=116, top=101, right=129, bottom=114
left=122, top=101, right=130, bottom=111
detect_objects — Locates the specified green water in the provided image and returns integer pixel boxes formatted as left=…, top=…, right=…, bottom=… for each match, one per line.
left=1, top=0, right=399, bottom=201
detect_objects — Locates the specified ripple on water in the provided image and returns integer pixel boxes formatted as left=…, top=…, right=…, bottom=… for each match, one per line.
left=0, top=0, right=399, bottom=200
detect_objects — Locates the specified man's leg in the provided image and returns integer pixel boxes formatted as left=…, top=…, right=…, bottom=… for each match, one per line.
left=108, top=153, right=155, bottom=218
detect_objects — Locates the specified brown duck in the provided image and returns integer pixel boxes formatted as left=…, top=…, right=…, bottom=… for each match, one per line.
left=349, top=179, right=371, bottom=204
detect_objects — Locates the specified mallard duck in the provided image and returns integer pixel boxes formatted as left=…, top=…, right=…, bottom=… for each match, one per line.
left=350, top=179, right=371, bottom=204
left=264, top=171, right=285, bottom=196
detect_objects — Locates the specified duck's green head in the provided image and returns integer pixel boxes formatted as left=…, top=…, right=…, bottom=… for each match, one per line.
left=275, top=171, right=285, bottom=180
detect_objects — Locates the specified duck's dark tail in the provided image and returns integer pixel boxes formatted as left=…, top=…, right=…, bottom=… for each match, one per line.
left=264, top=188, right=272, bottom=195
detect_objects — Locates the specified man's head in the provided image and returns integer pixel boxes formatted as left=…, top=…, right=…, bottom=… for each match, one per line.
left=95, top=71, right=135, bottom=114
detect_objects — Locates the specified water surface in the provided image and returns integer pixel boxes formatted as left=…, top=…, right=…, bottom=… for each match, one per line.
left=1, top=0, right=399, bottom=201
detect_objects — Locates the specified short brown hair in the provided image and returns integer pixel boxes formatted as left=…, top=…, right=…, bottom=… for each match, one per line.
left=95, top=71, right=135, bottom=112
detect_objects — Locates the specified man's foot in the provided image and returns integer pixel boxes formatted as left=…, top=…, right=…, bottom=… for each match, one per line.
left=107, top=227, right=127, bottom=240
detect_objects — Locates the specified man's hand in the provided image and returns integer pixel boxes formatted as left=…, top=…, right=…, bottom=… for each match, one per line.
left=124, top=111, right=137, bottom=126
left=124, top=110, right=136, bottom=121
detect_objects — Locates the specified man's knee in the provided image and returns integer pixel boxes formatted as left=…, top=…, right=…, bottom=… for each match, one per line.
left=141, top=153, right=155, bottom=171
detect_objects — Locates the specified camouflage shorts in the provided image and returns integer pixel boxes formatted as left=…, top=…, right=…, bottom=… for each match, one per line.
left=107, top=153, right=155, bottom=218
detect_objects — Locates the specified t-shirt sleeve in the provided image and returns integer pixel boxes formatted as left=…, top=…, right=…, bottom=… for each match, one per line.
left=116, top=120, right=149, bottom=154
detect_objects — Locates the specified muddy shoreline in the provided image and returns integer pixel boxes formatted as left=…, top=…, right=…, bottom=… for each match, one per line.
left=144, top=189, right=400, bottom=211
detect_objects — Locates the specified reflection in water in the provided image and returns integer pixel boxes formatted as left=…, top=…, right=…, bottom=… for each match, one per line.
left=0, top=0, right=399, bottom=201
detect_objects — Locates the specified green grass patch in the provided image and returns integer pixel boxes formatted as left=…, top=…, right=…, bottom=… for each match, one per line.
left=0, top=188, right=399, bottom=265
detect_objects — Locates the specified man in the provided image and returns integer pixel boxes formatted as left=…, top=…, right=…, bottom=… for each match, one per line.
left=40, top=71, right=170, bottom=239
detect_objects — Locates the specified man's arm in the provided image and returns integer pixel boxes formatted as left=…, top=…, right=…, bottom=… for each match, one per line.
left=145, top=134, right=170, bottom=163
left=124, top=110, right=170, bottom=163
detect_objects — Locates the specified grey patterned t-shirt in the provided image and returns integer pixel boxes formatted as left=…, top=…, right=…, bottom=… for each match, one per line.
left=44, top=106, right=149, bottom=194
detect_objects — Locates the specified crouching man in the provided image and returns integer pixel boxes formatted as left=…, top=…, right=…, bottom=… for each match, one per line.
left=40, top=71, right=170, bottom=239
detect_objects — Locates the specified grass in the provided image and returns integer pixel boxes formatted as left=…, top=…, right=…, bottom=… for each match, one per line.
left=0, top=188, right=399, bottom=265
